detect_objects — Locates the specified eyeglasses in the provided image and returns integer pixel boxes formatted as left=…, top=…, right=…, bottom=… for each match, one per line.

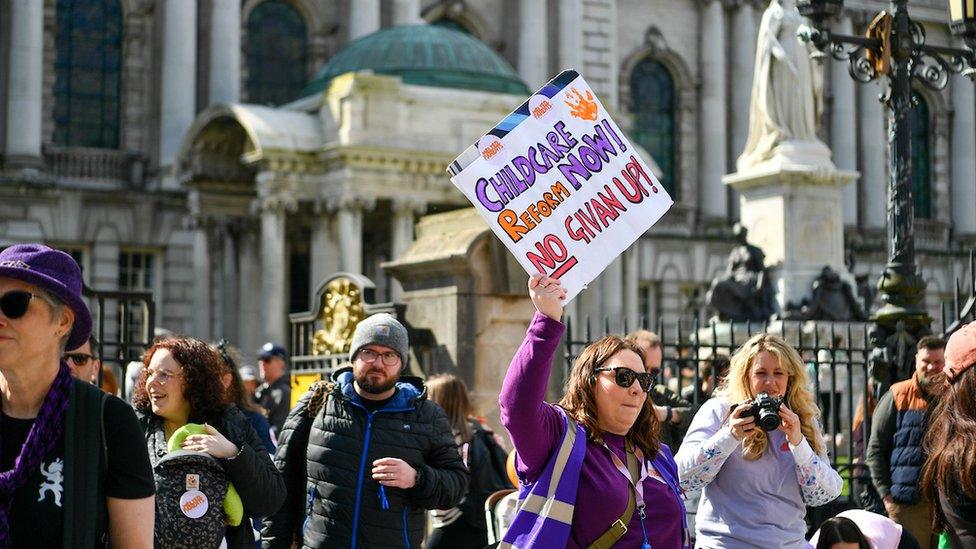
left=64, top=353, right=97, bottom=366
left=0, top=290, right=37, bottom=320
left=356, top=348, right=400, bottom=366
left=594, top=366, right=654, bottom=393
left=146, top=369, right=181, bottom=385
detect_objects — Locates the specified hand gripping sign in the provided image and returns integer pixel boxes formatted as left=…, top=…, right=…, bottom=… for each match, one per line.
left=448, top=70, right=673, bottom=302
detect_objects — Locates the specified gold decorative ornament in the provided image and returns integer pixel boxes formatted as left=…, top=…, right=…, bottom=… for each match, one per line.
left=311, top=278, right=367, bottom=355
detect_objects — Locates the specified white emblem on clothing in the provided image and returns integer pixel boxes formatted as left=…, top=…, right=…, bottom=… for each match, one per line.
left=38, top=458, right=64, bottom=507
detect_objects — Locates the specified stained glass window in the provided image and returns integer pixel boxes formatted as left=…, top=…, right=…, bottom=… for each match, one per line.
left=54, top=0, right=122, bottom=148
left=246, top=1, right=308, bottom=106
left=630, top=59, right=677, bottom=198
left=911, top=93, right=931, bottom=219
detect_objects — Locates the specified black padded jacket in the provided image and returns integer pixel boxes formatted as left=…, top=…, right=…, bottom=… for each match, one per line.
left=261, top=368, right=468, bottom=548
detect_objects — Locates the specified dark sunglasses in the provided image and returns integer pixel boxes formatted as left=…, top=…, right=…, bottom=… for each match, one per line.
left=0, top=290, right=37, bottom=320
left=594, top=366, right=654, bottom=393
left=64, top=353, right=96, bottom=366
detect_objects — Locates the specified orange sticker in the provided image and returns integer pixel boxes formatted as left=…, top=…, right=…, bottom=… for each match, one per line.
left=180, top=490, right=209, bottom=519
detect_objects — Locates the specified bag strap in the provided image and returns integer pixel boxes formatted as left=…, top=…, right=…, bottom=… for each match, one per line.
left=62, top=380, right=108, bottom=548
left=587, top=445, right=640, bottom=549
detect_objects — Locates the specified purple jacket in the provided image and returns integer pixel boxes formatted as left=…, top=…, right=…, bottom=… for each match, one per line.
left=499, top=312, right=688, bottom=548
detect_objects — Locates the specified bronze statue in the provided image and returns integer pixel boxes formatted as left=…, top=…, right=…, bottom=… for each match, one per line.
left=782, top=265, right=869, bottom=321
left=706, top=224, right=777, bottom=322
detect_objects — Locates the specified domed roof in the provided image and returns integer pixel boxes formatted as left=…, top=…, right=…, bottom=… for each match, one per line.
left=300, top=24, right=530, bottom=98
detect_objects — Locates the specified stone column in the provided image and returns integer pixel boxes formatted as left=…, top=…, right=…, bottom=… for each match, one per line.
left=260, top=200, right=288, bottom=345
left=209, top=0, right=241, bottom=105
left=192, top=218, right=213, bottom=341
left=238, top=224, right=262, bottom=356
left=952, top=74, right=976, bottom=234
left=336, top=200, right=365, bottom=274
left=161, top=0, right=197, bottom=168
left=859, top=81, right=887, bottom=228
left=221, top=225, right=239, bottom=343
left=731, top=1, right=756, bottom=163
left=390, top=199, right=425, bottom=301
left=831, top=16, right=859, bottom=225
left=602, top=258, right=624, bottom=326
left=4, top=0, right=43, bottom=166
left=349, top=0, right=380, bottom=41
left=518, top=0, right=548, bottom=90
left=310, top=205, right=340, bottom=302
left=392, top=0, right=422, bottom=26
left=624, top=246, right=640, bottom=326
left=558, top=0, right=583, bottom=70
left=700, top=0, right=727, bottom=218
left=729, top=1, right=756, bottom=219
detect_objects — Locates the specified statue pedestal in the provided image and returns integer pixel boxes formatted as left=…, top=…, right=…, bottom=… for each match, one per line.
left=724, top=151, right=858, bottom=311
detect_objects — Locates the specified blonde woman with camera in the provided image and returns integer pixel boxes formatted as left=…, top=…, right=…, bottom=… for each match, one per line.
left=675, top=333, right=842, bottom=548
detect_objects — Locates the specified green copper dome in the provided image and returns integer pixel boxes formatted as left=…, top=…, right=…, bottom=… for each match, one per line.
left=300, top=25, right=530, bottom=98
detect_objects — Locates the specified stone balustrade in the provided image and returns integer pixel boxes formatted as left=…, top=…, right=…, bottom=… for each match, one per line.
left=44, top=146, right=143, bottom=186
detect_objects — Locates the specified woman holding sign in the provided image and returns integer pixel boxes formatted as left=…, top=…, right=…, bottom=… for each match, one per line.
left=499, top=274, right=688, bottom=548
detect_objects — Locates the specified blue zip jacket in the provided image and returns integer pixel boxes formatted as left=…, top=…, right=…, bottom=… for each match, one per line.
left=261, top=367, right=468, bottom=548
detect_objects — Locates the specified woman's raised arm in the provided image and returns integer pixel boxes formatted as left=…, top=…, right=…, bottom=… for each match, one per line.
left=499, top=275, right=568, bottom=481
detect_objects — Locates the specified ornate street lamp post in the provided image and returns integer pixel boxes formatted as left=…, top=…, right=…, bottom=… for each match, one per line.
left=797, top=0, right=976, bottom=387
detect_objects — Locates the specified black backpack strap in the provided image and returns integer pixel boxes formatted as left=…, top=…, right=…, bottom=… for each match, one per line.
left=62, top=381, right=108, bottom=548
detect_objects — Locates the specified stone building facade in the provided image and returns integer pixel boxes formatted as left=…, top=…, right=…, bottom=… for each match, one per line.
left=0, top=0, right=972, bottom=360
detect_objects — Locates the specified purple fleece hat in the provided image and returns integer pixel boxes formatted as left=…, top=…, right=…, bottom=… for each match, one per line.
left=0, top=244, right=92, bottom=350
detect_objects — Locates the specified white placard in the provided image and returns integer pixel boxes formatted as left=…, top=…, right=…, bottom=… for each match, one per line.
left=448, top=70, right=673, bottom=302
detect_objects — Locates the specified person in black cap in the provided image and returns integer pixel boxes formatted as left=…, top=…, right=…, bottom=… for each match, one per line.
left=0, top=243, right=155, bottom=548
left=262, top=313, right=468, bottom=548
left=256, top=342, right=291, bottom=436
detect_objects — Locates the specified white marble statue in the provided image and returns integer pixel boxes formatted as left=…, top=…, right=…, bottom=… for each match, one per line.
left=737, top=0, right=827, bottom=171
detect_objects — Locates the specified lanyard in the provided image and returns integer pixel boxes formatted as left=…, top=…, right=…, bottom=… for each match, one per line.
left=603, top=442, right=652, bottom=549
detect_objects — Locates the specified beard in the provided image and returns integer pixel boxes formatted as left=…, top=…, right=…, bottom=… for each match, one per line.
left=355, top=368, right=399, bottom=395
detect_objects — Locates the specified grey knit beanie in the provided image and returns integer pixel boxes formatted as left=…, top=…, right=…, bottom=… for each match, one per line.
left=349, top=313, right=409, bottom=365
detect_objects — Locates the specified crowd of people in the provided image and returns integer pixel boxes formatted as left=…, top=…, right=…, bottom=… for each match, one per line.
left=2, top=243, right=975, bottom=547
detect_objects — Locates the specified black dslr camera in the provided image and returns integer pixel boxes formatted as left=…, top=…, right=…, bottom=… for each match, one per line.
left=736, top=392, right=784, bottom=432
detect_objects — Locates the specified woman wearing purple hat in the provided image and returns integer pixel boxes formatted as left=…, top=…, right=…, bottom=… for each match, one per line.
left=0, top=244, right=155, bottom=548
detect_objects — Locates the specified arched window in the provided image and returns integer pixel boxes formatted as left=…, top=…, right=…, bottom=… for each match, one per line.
left=54, top=0, right=123, bottom=148
left=911, top=93, right=932, bottom=219
left=630, top=59, right=677, bottom=198
left=246, top=1, right=308, bottom=105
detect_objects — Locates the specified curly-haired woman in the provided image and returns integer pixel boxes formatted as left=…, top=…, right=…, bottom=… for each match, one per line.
left=132, top=337, right=285, bottom=547
left=675, top=332, right=842, bottom=547
left=499, top=275, right=688, bottom=548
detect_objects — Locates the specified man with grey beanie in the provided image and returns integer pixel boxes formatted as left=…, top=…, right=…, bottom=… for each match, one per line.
left=262, top=313, right=468, bottom=548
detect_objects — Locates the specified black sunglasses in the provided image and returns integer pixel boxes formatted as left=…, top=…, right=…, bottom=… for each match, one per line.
left=594, top=366, right=654, bottom=393
left=0, top=290, right=36, bottom=320
left=64, top=353, right=96, bottom=366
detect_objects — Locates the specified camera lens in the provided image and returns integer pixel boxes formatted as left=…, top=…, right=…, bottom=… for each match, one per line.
left=757, top=408, right=781, bottom=431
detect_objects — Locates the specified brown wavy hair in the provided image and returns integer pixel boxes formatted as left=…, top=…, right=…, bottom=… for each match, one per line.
left=716, top=333, right=825, bottom=460
left=132, top=337, right=228, bottom=422
left=427, top=374, right=475, bottom=443
left=557, top=335, right=661, bottom=457
left=922, top=365, right=976, bottom=530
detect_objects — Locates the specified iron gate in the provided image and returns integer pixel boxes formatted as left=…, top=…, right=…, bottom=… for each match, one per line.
left=83, top=285, right=155, bottom=397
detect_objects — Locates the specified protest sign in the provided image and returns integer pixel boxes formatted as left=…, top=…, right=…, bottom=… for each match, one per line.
left=448, top=70, right=673, bottom=302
